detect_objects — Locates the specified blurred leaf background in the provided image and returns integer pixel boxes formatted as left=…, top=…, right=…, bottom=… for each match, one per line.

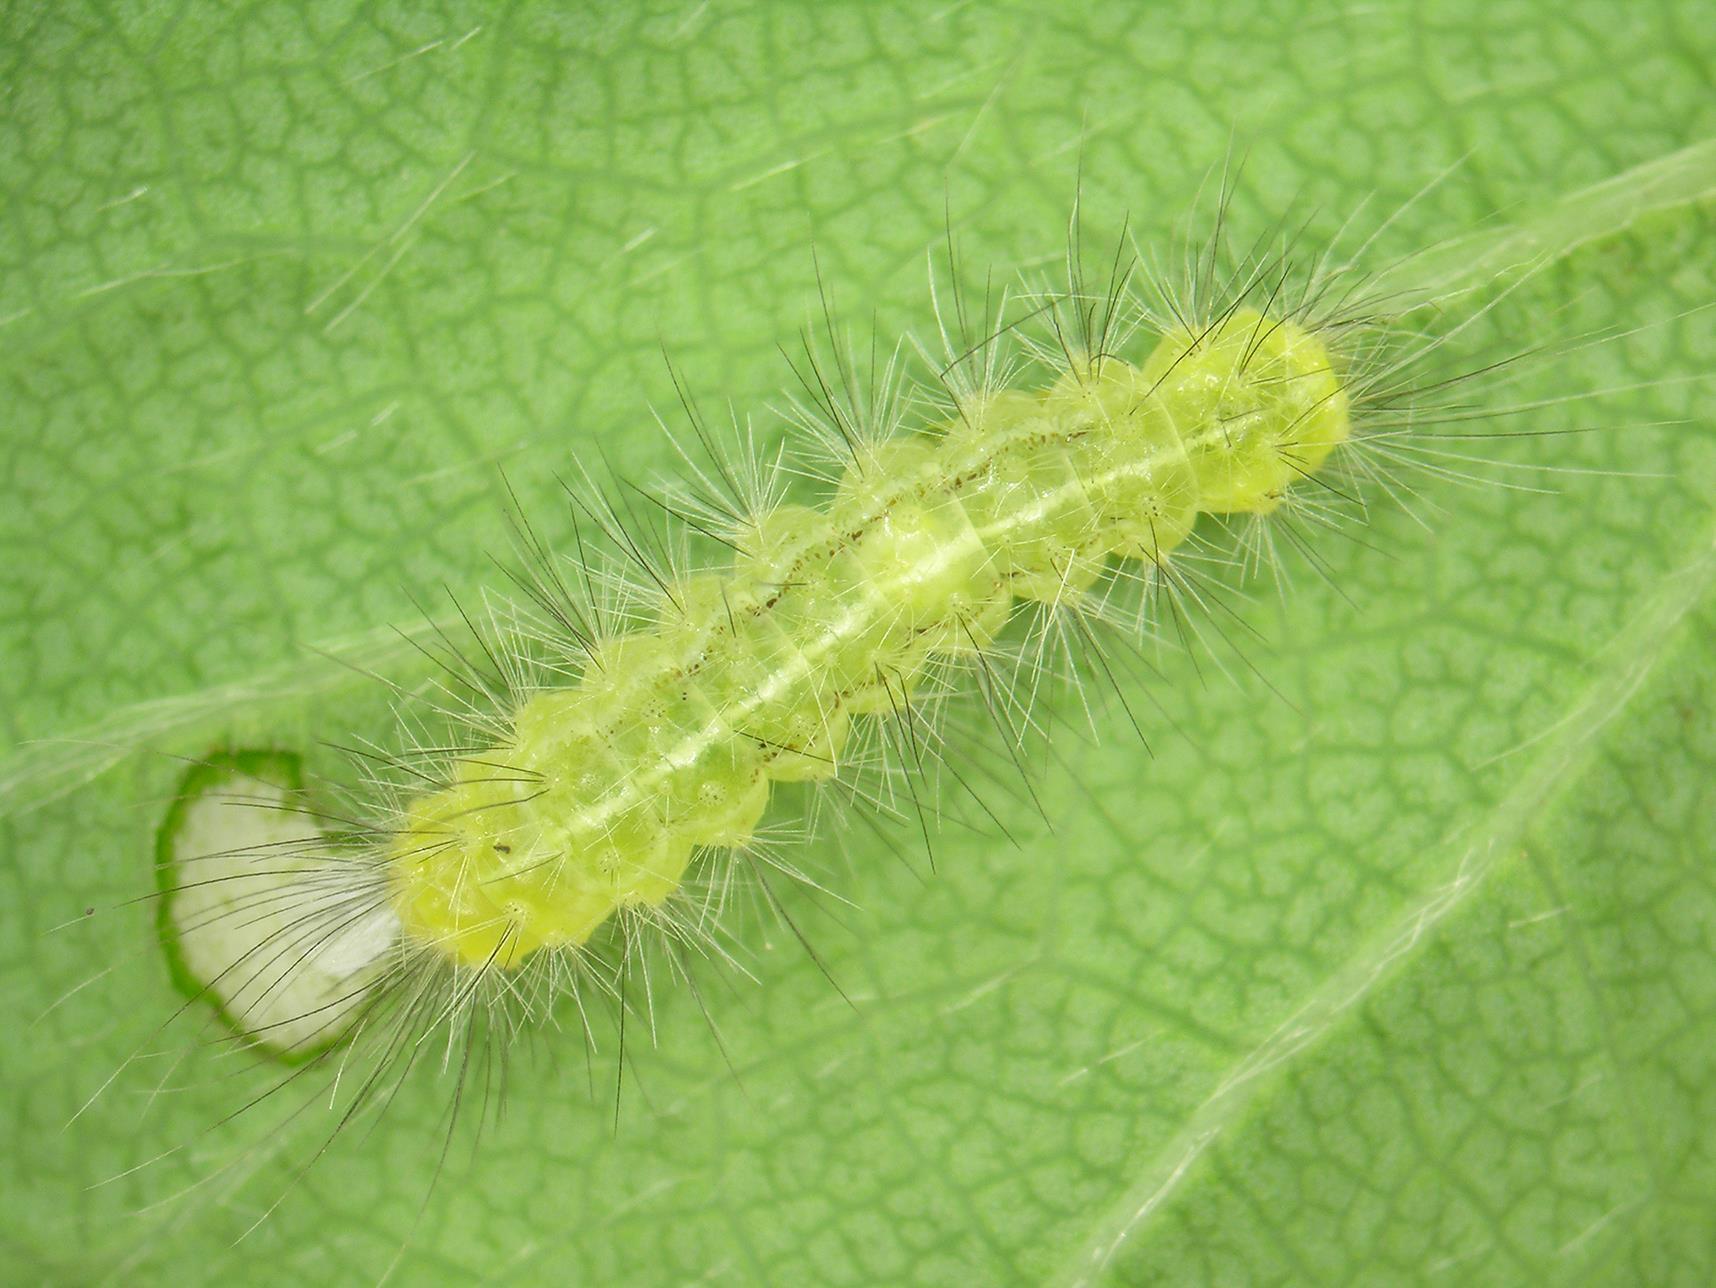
left=3, top=1, right=1715, bottom=1283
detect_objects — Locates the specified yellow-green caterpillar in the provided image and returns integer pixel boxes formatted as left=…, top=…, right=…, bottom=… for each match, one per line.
left=393, top=309, right=1343, bottom=969
left=162, top=293, right=1350, bottom=1058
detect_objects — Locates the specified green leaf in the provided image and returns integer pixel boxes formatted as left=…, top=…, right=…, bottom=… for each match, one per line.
left=4, top=1, right=1714, bottom=1283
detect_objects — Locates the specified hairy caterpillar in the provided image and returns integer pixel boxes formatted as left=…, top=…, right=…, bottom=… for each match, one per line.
left=92, top=142, right=1716, bottom=1270
left=170, top=286, right=1348, bottom=1042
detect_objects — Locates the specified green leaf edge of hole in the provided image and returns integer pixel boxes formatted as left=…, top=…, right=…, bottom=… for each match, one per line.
left=154, top=747, right=341, bottom=1068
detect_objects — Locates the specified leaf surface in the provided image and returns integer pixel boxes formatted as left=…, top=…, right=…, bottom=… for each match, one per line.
left=3, top=2, right=1715, bottom=1282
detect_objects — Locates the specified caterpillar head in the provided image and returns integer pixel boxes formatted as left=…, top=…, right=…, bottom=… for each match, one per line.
left=1142, top=307, right=1350, bottom=514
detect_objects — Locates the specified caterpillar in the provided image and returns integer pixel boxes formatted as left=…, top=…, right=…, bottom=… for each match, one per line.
left=94, top=143, right=1716, bottom=1263
left=154, top=152, right=1708, bottom=1055
left=168, top=267, right=1350, bottom=1050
